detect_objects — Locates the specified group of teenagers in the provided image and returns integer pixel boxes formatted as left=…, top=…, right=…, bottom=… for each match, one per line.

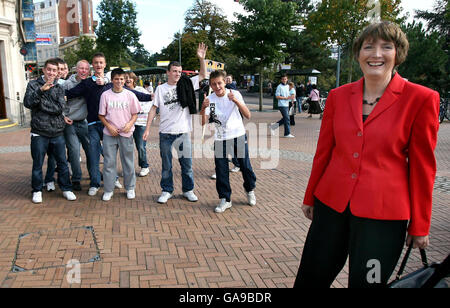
left=24, top=43, right=256, bottom=214
left=24, top=20, right=443, bottom=288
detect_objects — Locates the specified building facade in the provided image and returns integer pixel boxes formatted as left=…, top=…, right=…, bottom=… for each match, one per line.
left=0, top=0, right=30, bottom=123
left=34, top=0, right=60, bottom=66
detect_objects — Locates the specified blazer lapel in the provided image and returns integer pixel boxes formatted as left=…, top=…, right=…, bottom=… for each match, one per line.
left=350, top=78, right=364, bottom=130
left=364, top=73, right=406, bottom=126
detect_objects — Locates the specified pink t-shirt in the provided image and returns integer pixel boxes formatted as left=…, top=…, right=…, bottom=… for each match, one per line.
left=99, top=89, right=142, bottom=138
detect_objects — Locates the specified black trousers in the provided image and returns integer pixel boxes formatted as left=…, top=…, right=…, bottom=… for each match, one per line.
left=294, top=198, right=408, bottom=288
left=214, top=135, right=256, bottom=202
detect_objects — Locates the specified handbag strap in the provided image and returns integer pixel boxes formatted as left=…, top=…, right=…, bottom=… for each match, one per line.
left=395, top=245, right=428, bottom=280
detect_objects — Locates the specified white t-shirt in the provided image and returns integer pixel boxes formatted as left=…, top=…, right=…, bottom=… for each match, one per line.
left=133, top=86, right=152, bottom=126
left=153, top=75, right=199, bottom=134
left=205, top=89, right=246, bottom=141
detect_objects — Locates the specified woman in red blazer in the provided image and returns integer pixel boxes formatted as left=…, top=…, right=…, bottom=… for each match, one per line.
left=294, top=21, right=440, bottom=288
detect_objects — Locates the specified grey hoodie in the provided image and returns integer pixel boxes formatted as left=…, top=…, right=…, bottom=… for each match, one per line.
left=63, top=74, right=88, bottom=121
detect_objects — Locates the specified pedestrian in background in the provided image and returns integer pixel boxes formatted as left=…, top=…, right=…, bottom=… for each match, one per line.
left=307, top=84, right=323, bottom=119
left=271, top=75, right=294, bottom=138
left=295, top=21, right=440, bottom=288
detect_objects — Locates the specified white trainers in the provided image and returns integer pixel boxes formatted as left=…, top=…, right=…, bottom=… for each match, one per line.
left=230, top=166, right=240, bottom=173
left=127, top=190, right=136, bottom=200
left=88, top=187, right=99, bottom=196
left=247, top=191, right=256, bottom=206
left=211, top=173, right=217, bottom=179
left=63, top=191, right=77, bottom=201
left=139, top=167, right=150, bottom=177
left=46, top=182, right=56, bottom=192
left=282, top=134, right=295, bottom=138
left=215, top=199, right=232, bottom=213
left=32, top=191, right=42, bottom=204
left=157, top=191, right=173, bottom=204
left=102, top=191, right=113, bottom=201
left=183, top=190, right=198, bottom=202
left=114, top=179, right=123, bottom=189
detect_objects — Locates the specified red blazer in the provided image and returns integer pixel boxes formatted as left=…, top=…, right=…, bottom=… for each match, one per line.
left=303, top=73, right=440, bottom=236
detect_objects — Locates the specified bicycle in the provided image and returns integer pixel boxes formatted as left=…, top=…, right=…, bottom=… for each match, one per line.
left=439, top=98, right=450, bottom=123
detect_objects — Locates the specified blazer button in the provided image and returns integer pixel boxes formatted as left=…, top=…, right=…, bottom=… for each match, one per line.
left=357, top=131, right=363, bottom=137
left=353, top=153, right=359, bottom=158
left=351, top=173, right=358, bottom=179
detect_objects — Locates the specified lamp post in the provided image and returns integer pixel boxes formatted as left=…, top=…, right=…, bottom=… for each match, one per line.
left=178, top=29, right=182, bottom=65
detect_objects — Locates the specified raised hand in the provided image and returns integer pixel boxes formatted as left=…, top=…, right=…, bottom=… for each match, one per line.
left=197, top=42, right=208, bottom=60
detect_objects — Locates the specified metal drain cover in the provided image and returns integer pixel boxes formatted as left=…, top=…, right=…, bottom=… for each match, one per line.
left=11, top=226, right=101, bottom=273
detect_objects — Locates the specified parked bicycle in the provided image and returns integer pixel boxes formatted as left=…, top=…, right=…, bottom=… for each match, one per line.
left=439, top=97, right=450, bottom=123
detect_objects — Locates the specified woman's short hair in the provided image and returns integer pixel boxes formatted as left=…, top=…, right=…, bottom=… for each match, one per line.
left=353, top=21, right=409, bottom=67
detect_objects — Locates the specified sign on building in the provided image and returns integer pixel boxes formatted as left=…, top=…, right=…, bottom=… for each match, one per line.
left=36, top=34, right=52, bottom=45
left=205, top=59, right=225, bottom=73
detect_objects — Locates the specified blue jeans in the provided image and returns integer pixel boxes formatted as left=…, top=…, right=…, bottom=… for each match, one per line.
left=31, top=135, right=72, bottom=192
left=297, top=97, right=303, bottom=113
left=87, top=122, right=103, bottom=188
left=133, top=125, right=149, bottom=168
left=276, top=106, right=291, bottom=136
left=214, top=135, right=256, bottom=202
left=44, top=151, right=56, bottom=184
left=159, top=133, right=194, bottom=193
left=64, top=120, right=92, bottom=183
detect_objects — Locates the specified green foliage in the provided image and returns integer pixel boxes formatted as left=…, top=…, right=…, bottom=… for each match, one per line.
left=306, top=0, right=404, bottom=83
left=63, top=36, right=98, bottom=69
left=232, top=0, right=298, bottom=67
left=95, top=0, right=143, bottom=67
left=398, top=21, right=448, bottom=95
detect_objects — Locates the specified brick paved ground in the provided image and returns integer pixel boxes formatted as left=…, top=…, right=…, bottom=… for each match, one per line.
left=0, top=94, right=448, bottom=288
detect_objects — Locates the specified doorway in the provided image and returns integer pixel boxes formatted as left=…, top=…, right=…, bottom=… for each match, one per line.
left=0, top=56, right=6, bottom=119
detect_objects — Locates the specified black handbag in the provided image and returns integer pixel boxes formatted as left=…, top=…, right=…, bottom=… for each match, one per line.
left=388, top=245, right=449, bottom=288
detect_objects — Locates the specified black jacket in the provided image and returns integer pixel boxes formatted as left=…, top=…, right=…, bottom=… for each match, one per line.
left=177, top=75, right=197, bottom=114
left=24, top=77, right=68, bottom=137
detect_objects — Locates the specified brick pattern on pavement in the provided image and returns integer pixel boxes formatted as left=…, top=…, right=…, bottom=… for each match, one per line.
left=0, top=104, right=448, bottom=288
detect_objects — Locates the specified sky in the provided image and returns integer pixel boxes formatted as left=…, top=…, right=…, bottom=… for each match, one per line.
left=88, top=0, right=436, bottom=55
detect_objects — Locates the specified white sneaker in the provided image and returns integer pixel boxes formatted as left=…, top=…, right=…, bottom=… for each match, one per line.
left=32, top=191, right=42, bottom=204
left=139, top=168, right=150, bottom=177
left=183, top=190, right=198, bottom=202
left=102, top=191, right=113, bottom=201
left=63, top=191, right=76, bottom=201
left=114, top=179, right=123, bottom=189
left=230, top=166, right=240, bottom=173
left=211, top=173, right=217, bottom=179
left=215, top=199, right=232, bottom=213
left=127, top=190, right=135, bottom=200
left=46, top=182, right=56, bottom=192
left=247, top=191, right=256, bottom=206
left=157, top=191, right=173, bottom=204
left=282, top=134, right=295, bottom=138
left=88, top=187, right=99, bottom=196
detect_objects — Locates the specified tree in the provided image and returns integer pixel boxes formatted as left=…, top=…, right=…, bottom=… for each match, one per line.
left=231, top=0, right=298, bottom=111
left=184, top=0, right=232, bottom=47
left=415, top=0, right=449, bottom=95
left=63, top=36, right=98, bottom=69
left=306, top=0, right=404, bottom=84
left=398, top=22, right=448, bottom=95
left=95, top=0, right=143, bottom=67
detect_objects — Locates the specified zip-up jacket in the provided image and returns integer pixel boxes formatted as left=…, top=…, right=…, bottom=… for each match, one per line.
left=24, top=77, right=68, bottom=137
